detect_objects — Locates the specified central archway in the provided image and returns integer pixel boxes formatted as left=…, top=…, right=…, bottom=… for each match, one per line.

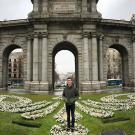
left=52, top=41, right=79, bottom=91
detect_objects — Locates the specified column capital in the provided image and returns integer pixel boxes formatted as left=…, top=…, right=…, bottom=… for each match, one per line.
left=27, top=35, right=32, bottom=40
left=82, top=32, right=90, bottom=38
left=42, top=32, right=48, bottom=38
left=99, top=34, right=104, bottom=40
left=91, top=32, right=97, bottom=38
left=33, top=32, right=39, bottom=38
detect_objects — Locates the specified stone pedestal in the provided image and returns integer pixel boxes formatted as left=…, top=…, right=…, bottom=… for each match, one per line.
left=39, top=82, right=49, bottom=91
left=91, top=81, right=100, bottom=90
left=81, top=81, right=92, bottom=92
left=0, top=87, right=7, bottom=91
left=30, top=81, right=40, bottom=91
left=99, top=81, right=107, bottom=88
left=24, top=81, right=32, bottom=90
left=25, top=81, right=49, bottom=91
left=81, top=81, right=102, bottom=92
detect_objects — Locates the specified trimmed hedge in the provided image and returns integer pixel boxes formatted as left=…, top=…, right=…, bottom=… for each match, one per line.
left=101, top=130, right=126, bottom=135
left=12, top=119, right=41, bottom=128
left=102, top=117, right=130, bottom=123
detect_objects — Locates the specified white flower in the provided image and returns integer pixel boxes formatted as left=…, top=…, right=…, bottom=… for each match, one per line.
left=21, top=101, right=60, bottom=120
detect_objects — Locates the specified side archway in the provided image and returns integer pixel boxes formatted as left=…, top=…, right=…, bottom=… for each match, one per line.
left=106, top=44, right=128, bottom=86
left=2, top=44, right=23, bottom=90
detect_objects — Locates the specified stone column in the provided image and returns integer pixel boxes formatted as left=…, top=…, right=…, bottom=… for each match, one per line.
left=42, top=0, right=48, bottom=13
left=26, top=36, right=32, bottom=81
left=40, top=32, right=49, bottom=91
left=132, top=35, right=135, bottom=85
left=91, top=33, right=98, bottom=81
left=91, top=0, right=97, bottom=12
left=82, top=0, right=87, bottom=13
left=41, top=33, right=48, bottom=82
left=99, top=35, right=104, bottom=81
left=33, top=33, right=39, bottom=82
left=83, top=32, right=90, bottom=81
left=81, top=32, right=91, bottom=91
left=0, top=59, right=3, bottom=89
left=33, top=0, right=39, bottom=12
left=98, top=35, right=106, bottom=88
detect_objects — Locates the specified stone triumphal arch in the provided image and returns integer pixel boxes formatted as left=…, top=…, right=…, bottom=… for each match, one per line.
left=0, top=0, right=135, bottom=92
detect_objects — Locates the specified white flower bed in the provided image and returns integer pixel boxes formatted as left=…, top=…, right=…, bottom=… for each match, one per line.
left=21, top=101, right=60, bottom=120
left=100, top=93, right=135, bottom=104
left=78, top=93, right=135, bottom=118
left=0, top=95, right=32, bottom=112
left=18, top=100, right=52, bottom=113
left=1, top=93, right=135, bottom=122
left=50, top=124, right=89, bottom=135
left=0, top=95, right=61, bottom=120
left=81, top=99, right=132, bottom=111
left=0, top=95, right=53, bottom=113
left=51, top=106, right=88, bottom=135
left=76, top=102, right=114, bottom=118
left=127, top=93, right=135, bottom=101
left=100, top=93, right=135, bottom=110
left=54, top=106, right=82, bottom=124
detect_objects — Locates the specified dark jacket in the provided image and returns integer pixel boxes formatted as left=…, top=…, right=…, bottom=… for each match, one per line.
left=62, top=84, right=79, bottom=105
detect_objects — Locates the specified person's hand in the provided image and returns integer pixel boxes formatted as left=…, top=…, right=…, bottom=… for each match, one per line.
left=65, top=98, right=68, bottom=103
left=69, top=98, right=75, bottom=103
left=75, top=97, right=79, bottom=101
left=63, top=97, right=68, bottom=103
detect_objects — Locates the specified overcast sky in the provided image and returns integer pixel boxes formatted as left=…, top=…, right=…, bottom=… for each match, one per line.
left=55, top=51, right=75, bottom=74
left=97, top=0, right=135, bottom=20
left=0, top=0, right=135, bottom=74
left=0, top=0, right=135, bottom=21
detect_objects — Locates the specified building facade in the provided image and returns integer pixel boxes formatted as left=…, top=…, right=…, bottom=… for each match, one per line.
left=106, top=48, right=122, bottom=79
left=0, top=0, right=135, bottom=92
left=8, top=51, right=24, bottom=85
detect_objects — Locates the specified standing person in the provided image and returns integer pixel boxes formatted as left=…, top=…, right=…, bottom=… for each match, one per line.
left=62, top=77, right=79, bottom=132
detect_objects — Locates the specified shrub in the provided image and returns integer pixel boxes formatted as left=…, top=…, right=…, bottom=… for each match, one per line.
left=12, top=119, right=41, bottom=128
left=102, top=117, right=130, bottom=123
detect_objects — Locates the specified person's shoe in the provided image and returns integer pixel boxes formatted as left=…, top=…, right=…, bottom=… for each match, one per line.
left=66, top=128, right=70, bottom=132
left=71, top=128, right=74, bottom=132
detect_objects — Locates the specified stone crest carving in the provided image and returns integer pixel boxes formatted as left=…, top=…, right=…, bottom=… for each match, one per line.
left=50, top=1, right=76, bottom=13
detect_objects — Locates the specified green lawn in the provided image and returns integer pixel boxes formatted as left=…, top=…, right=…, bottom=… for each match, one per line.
left=0, top=91, right=135, bottom=135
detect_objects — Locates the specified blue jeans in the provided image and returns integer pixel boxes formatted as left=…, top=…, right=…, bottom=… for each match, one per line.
left=65, top=103, right=75, bottom=128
